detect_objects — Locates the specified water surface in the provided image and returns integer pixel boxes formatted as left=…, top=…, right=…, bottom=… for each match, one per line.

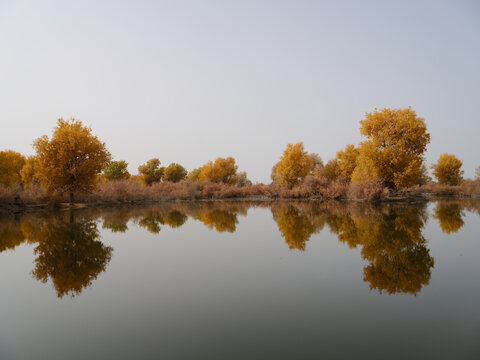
left=1, top=200, right=479, bottom=359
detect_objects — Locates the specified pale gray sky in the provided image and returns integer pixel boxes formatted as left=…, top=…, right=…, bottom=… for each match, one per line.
left=0, top=0, right=479, bottom=182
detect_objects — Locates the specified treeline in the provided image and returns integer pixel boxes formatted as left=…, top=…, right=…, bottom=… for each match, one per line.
left=0, top=108, right=479, bottom=207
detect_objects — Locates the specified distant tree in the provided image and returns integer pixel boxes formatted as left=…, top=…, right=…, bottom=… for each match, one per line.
left=0, top=150, right=26, bottom=187
left=475, top=166, right=480, bottom=180
left=335, top=144, right=359, bottom=183
left=187, top=167, right=202, bottom=181
left=236, top=171, right=252, bottom=187
left=138, top=158, right=164, bottom=185
left=163, top=163, right=187, bottom=183
left=102, top=160, right=130, bottom=182
left=199, top=157, right=238, bottom=185
left=313, top=158, right=340, bottom=182
left=20, top=156, right=39, bottom=187
left=431, top=153, right=464, bottom=185
left=33, top=118, right=111, bottom=204
left=274, top=142, right=313, bottom=188
left=351, top=107, right=430, bottom=188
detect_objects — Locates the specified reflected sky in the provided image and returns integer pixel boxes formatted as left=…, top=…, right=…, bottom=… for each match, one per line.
left=0, top=200, right=479, bottom=359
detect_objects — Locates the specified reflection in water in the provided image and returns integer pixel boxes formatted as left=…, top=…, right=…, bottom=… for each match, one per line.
left=272, top=202, right=434, bottom=294
left=0, top=199, right=479, bottom=297
left=433, top=201, right=465, bottom=234
left=31, top=217, right=113, bottom=298
left=271, top=204, right=318, bottom=250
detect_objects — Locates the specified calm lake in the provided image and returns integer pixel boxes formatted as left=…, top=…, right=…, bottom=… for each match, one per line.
left=1, top=200, right=479, bottom=359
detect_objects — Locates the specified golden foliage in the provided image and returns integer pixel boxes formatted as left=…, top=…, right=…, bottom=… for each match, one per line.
left=0, top=150, right=25, bottom=187
left=335, top=144, right=359, bottom=183
left=274, top=142, right=313, bottom=188
left=20, top=156, right=39, bottom=187
left=33, top=118, right=111, bottom=202
left=187, top=167, right=202, bottom=181
left=313, top=159, right=340, bottom=182
left=431, top=153, right=463, bottom=185
left=163, top=163, right=187, bottom=183
left=138, top=158, right=164, bottom=185
left=102, top=160, right=130, bottom=182
left=199, top=157, right=238, bottom=185
left=352, top=107, right=430, bottom=188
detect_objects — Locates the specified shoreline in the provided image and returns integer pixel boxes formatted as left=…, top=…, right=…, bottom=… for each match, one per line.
left=1, top=192, right=478, bottom=214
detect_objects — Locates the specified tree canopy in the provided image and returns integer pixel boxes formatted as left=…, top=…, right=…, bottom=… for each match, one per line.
left=138, top=158, right=164, bottom=185
left=431, top=153, right=463, bottom=185
left=103, top=160, right=130, bottom=182
left=274, top=142, right=313, bottom=188
left=352, top=107, right=430, bottom=188
left=33, top=118, right=111, bottom=203
left=0, top=150, right=26, bottom=187
left=199, top=157, right=238, bottom=184
left=163, top=163, right=187, bottom=183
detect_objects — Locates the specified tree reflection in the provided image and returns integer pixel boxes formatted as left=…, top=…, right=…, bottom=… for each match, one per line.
left=433, top=202, right=465, bottom=234
left=271, top=204, right=318, bottom=250
left=272, top=202, right=435, bottom=295
left=31, top=214, right=112, bottom=298
left=327, top=204, right=434, bottom=295
left=0, top=215, right=26, bottom=252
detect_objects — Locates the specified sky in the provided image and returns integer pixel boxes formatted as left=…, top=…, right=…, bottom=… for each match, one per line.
left=0, top=0, right=479, bottom=182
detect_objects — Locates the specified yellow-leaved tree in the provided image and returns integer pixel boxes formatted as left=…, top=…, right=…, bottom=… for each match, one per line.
left=20, top=156, right=39, bottom=187
left=352, top=107, right=430, bottom=188
left=0, top=150, right=26, bottom=187
left=431, top=153, right=464, bottom=185
left=274, top=142, right=313, bottom=188
left=33, top=118, right=111, bottom=204
left=163, top=163, right=187, bottom=183
left=187, top=167, right=202, bottom=181
left=335, top=144, right=359, bottom=183
left=138, top=158, right=164, bottom=185
left=199, top=157, right=238, bottom=184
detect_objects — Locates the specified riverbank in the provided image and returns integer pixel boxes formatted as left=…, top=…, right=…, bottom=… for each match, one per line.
left=1, top=178, right=479, bottom=213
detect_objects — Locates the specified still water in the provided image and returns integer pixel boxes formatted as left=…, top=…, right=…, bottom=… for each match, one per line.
left=1, top=200, right=479, bottom=359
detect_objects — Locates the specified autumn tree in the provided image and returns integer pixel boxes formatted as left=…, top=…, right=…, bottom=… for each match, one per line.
left=138, top=158, right=164, bottom=185
left=0, top=150, right=26, bottom=187
left=102, top=160, right=130, bottom=181
left=274, top=142, right=313, bottom=188
left=20, top=156, right=39, bottom=187
left=313, top=158, right=339, bottom=182
left=476, top=166, right=480, bottom=180
left=33, top=119, right=111, bottom=204
left=335, top=144, right=359, bottom=183
left=163, top=163, right=187, bottom=183
left=199, top=157, right=238, bottom=185
left=431, top=153, right=464, bottom=185
left=187, top=167, right=202, bottom=181
left=351, top=107, right=430, bottom=188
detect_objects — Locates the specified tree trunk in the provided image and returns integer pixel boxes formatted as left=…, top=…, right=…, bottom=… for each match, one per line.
left=69, top=192, right=74, bottom=206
